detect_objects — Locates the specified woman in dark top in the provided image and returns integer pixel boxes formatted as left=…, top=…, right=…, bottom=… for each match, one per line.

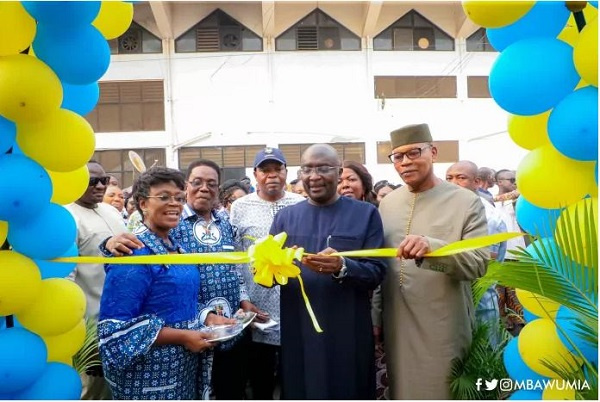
left=337, top=160, right=378, bottom=205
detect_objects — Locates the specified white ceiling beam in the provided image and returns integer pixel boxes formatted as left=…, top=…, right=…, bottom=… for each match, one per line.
left=362, top=0, right=383, bottom=37
left=456, top=12, right=479, bottom=39
left=149, top=1, right=173, bottom=39
left=262, top=1, right=276, bottom=38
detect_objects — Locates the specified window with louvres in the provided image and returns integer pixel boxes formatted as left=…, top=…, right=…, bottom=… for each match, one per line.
left=175, top=9, right=262, bottom=53
left=276, top=9, right=360, bottom=51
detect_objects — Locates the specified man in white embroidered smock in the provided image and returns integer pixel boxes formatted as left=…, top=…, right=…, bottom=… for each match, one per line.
left=229, top=147, right=304, bottom=399
left=377, top=124, right=490, bottom=399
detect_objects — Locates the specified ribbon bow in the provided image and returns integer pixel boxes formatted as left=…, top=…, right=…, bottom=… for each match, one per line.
left=248, top=233, right=303, bottom=287
left=247, top=232, right=322, bottom=332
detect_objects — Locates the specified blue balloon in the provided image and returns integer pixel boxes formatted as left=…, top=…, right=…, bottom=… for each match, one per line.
left=487, top=2, right=570, bottom=52
left=0, top=328, right=47, bottom=394
left=35, top=243, right=78, bottom=279
left=10, top=142, right=23, bottom=155
left=515, top=196, right=562, bottom=236
left=489, top=38, right=579, bottom=116
left=61, top=82, right=99, bottom=116
left=555, top=306, right=598, bottom=364
left=504, top=337, right=548, bottom=383
left=0, top=115, right=16, bottom=154
left=33, top=24, right=110, bottom=85
left=0, top=154, right=52, bottom=223
left=523, top=308, right=538, bottom=323
left=8, top=203, right=76, bottom=260
left=591, top=1, right=598, bottom=8
left=525, top=238, right=561, bottom=264
left=509, top=390, right=543, bottom=400
left=22, top=1, right=100, bottom=26
left=13, top=363, right=82, bottom=400
left=548, top=86, right=598, bottom=161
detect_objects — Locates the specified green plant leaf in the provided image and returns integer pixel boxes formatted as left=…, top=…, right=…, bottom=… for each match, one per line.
left=72, top=317, right=101, bottom=375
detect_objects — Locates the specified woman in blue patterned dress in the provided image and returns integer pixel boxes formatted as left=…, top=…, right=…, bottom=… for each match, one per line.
left=98, top=167, right=228, bottom=399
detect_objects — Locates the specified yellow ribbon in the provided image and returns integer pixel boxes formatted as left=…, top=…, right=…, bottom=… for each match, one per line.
left=330, top=232, right=525, bottom=258
left=55, top=252, right=250, bottom=265
left=52, top=231, right=523, bottom=334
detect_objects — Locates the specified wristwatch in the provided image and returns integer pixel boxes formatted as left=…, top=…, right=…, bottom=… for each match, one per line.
left=332, top=257, right=348, bottom=279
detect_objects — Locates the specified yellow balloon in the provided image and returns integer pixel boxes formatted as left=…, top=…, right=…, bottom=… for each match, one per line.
left=16, top=278, right=86, bottom=337
left=0, top=55, right=62, bottom=123
left=557, top=15, right=579, bottom=47
left=0, top=220, right=7, bottom=246
left=508, top=111, right=551, bottom=151
left=51, top=355, right=74, bottom=366
left=462, top=1, right=535, bottom=28
left=515, top=289, right=560, bottom=319
left=584, top=3, right=599, bottom=24
left=559, top=6, right=598, bottom=47
left=518, top=318, right=581, bottom=378
left=543, top=386, right=576, bottom=400
left=573, top=17, right=598, bottom=87
left=555, top=198, right=598, bottom=267
left=0, top=250, right=42, bottom=315
left=17, top=108, right=96, bottom=172
left=43, top=319, right=86, bottom=363
left=517, top=145, right=596, bottom=209
left=47, top=166, right=90, bottom=205
left=92, top=1, right=134, bottom=40
left=0, top=2, right=36, bottom=56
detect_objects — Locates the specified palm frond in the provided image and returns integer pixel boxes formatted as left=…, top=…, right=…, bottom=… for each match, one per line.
left=475, top=259, right=597, bottom=320
left=72, top=317, right=101, bottom=375
left=540, top=355, right=598, bottom=400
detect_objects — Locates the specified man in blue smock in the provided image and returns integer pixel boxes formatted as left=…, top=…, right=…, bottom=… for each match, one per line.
left=270, top=144, right=386, bottom=399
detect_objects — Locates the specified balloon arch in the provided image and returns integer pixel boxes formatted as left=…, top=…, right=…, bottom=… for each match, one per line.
left=0, top=1, right=133, bottom=398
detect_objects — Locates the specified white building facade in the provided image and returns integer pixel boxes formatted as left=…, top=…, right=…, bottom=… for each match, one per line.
left=90, top=1, right=528, bottom=188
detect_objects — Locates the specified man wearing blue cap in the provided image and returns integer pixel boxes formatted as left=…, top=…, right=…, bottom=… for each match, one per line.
left=230, top=147, right=305, bottom=399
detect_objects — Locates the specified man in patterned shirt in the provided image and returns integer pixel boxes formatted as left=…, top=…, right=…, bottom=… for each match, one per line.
left=230, top=147, right=305, bottom=399
left=446, top=160, right=507, bottom=346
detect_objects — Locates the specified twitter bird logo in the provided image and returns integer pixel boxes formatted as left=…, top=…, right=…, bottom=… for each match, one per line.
left=485, top=379, right=498, bottom=390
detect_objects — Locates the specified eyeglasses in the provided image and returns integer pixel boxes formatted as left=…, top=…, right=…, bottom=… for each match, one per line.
left=498, top=177, right=516, bottom=183
left=299, top=166, right=339, bottom=176
left=188, top=179, right=218, bottom=190
left=146, top=194, right=187, bottom=204
left=388, top=145, right=431, bottom=163
left=88, top=176, right=110, bottom=187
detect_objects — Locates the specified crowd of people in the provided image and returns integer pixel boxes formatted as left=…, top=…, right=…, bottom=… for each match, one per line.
left=61, top=123, right=526, bottom=400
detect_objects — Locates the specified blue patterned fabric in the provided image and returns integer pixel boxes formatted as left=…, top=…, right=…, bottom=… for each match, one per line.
left=98, top=229, right=211, bottom=399
left=173, top=205, right=248, bottom=351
